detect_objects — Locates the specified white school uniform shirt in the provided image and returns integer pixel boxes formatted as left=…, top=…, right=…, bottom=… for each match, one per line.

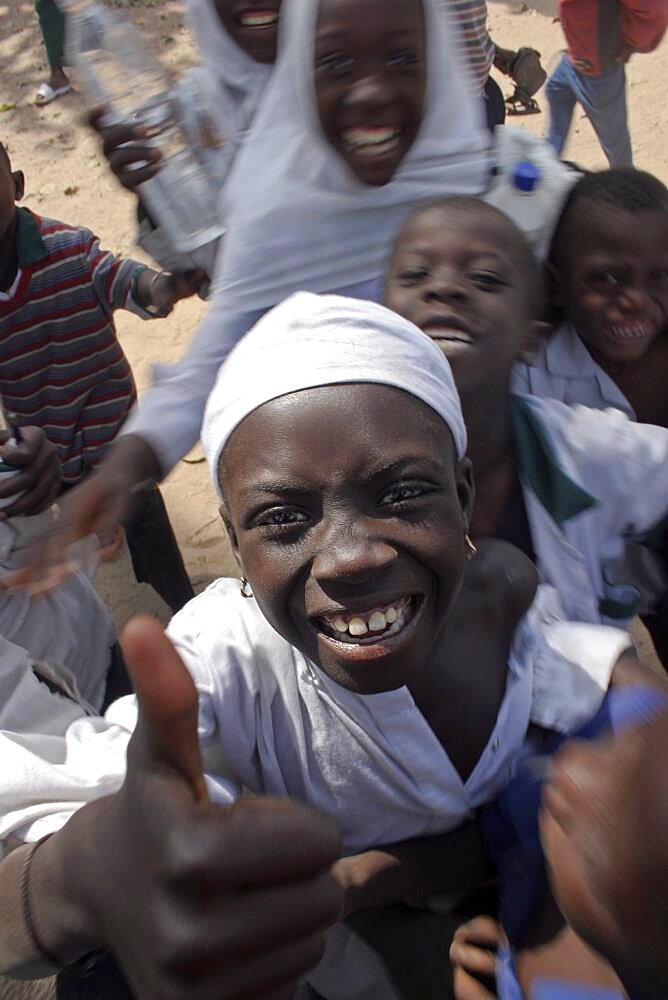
left=509, top=393, right=668, bottom=626
left=512, top=322, right=636, bottom=418
left=0, top=579, right=630, bottom=853
left=0, top=580, right=630, bottom=998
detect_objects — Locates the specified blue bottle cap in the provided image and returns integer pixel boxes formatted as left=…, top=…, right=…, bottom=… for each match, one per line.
left=513, top=161, right=541, bottom=193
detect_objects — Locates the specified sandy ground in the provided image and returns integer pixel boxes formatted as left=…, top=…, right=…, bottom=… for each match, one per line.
left=1, top=0, right=666, bottom=664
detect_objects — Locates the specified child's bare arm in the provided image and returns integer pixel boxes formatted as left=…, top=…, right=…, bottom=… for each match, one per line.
left=332, top=821, right=492, bottom=918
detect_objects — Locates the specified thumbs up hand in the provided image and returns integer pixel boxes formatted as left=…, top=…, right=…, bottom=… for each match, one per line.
left=59, top=617, right=343, bottom=1000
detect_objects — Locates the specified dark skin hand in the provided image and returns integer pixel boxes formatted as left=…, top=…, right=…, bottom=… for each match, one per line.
left=88, top=107, right=162, bottom=191
left=3, top=434, right=160, bottom=595
left=0, top=617, right=343, bottom=999
left=0, top=427, right=61, bottom=519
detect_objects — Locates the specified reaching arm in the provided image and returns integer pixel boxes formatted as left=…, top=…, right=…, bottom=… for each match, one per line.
left=333, top=821, right=492, bottom=919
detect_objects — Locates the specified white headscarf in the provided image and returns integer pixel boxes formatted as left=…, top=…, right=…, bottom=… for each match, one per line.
left=212, top=0, right=492, bottom=317
left=202, top=292, right=467, bottom=495
left=183, top=0, right=274, bottom=137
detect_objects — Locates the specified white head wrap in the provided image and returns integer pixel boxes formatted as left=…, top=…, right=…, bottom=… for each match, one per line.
left=202, top=292, right=467, bottom=495
left=211, top=0, right=491, bottom=317
left=183, top=0, right=274, bottom=137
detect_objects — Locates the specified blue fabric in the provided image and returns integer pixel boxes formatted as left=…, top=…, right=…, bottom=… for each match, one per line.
left=533, top=981, right=625, bottom=1000
left=546, top=53, right=632, bottom=167
left=480, top=685, right=668, bottom=999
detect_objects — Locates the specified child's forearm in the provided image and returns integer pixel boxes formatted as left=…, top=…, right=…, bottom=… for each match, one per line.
left=333, top=821, right=492, bottom=918
left=0, top=804, right=107, bottom=979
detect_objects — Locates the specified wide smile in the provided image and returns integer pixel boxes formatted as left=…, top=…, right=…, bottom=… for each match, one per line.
left=312, top=594, right=425, bottom=663
left=422, top=319, right=475, bottom=355
left=603, top=319, right=658, bottom=345
left=236, top=8, right=279, bottom=30
left=341, top=126, right=401, bottom=160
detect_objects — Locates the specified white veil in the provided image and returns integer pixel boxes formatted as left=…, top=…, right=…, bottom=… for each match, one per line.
left=212, top=0, right=492, bottom=317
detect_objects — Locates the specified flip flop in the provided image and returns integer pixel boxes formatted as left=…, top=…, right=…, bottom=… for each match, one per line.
left=34, top=81, right=71, bottom=106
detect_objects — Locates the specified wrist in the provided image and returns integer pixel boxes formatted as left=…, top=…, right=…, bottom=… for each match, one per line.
left=31, top=803, right=113, bottom=965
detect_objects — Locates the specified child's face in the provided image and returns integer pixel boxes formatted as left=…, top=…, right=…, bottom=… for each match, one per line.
left=314, top=0, right=426, bottom=187
left=540, top=715, right=668, bottom=989
left=387, top=205, right=532, bottom=399
left=219, top=383, right=471, bottom=695
left=555, top=202, right=668, bottom=366
left=213, top=0, right=282, bottom=63
left=0, top=153, right=23, bottom=245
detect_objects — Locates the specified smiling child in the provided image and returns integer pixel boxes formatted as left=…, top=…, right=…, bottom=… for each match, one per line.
left=0, top=293, right=637, bottom=1000
left=386, top=196, right=668, bottom=646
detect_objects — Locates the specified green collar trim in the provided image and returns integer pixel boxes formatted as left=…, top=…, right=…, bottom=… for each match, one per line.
left=511, top=395, right=598, bottom=526
left=15, top=208, right=48, bottom=268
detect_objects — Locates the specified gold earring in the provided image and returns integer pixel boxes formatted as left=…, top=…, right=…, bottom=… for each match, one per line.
left=464, top=534, right=477, bottom=561
left=240, top=577, right=254, bottom=599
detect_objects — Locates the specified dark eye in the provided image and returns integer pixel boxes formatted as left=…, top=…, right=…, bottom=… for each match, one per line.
left=395, top=266, right=431, bottom=286
left=253, top=507, right=309, bottom=529
left=469, top=270, right=510, bottom=291
left=386, top=49, right=420, bottom=68
left=378, top=482, right=431, bottom=507
left=315, top=52, right=354, bottom=77
left=589, top=270, right=621, bottom=290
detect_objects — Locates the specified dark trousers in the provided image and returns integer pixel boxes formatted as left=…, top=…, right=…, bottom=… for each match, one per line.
left=34, top=0, right=65, bottom=70
left=483, top=75, right=506, bottom=130
left=125, top=485, right=194, bottom=613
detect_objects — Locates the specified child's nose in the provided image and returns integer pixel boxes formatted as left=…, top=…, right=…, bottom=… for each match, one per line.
left=425, top=271, right=469, bottom=304
left=312, top=525, right=398, bottom=587
left=346, top=73, right=390, bottom=112
left=617, top=283, right=652, bottom=312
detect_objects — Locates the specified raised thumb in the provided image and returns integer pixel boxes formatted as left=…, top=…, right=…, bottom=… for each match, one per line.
left=121, top=615, right=209, bottom=804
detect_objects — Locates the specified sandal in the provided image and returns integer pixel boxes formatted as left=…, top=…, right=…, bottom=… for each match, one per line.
left=34, top=81, right=71, bottom=106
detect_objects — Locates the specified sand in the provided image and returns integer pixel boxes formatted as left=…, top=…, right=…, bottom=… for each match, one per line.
left=1, top=0, right=666, bottom=663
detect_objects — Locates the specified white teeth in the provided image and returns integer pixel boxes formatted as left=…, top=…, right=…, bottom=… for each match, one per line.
left=609, top=322, right=651, bottom=341
left=342, top=127, right=399, bottom=155
left=429, top=328, right=473, bottom=344
left=240, top=12, right=278, bottom=27
left=368, top=611, right=387, bottom=632
left=322, top=599, right=411, bottom=641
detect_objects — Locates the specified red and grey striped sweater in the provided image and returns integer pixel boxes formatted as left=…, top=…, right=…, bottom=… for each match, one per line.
left=0, top=208, right=152, bottom=483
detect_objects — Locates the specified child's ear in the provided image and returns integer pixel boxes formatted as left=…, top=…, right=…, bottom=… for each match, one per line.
left=457, top=457, right=475, bottom=530
left=518, top=320, right=551, bottom=365
left=12, top=171, right=25, bottom=202
left=219, top=500, right=244, bottom=574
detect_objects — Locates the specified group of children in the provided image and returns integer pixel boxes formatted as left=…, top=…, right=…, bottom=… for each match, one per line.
left=0, top=0, right=667, bottom=998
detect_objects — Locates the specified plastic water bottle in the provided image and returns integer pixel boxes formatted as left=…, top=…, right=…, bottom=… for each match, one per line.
left=62, top=0, right=223, bottom=255
left=484, top=161, right=553, bottom=259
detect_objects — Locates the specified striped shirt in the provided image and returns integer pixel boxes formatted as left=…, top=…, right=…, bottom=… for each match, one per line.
left=0, top=208, right=151, bottom=483
left=449, top=0, right=496, bottom=94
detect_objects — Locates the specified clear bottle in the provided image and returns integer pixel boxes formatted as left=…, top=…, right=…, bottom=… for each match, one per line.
left=62, top=0, right=223, bottom=255
left=484, top=161, right=552, bottom=259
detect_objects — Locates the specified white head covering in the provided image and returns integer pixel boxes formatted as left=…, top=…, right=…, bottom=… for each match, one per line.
left=183, top=0, right=274, bottom=136
left=211, top=0, right=491, bottom=318
left=202, top=292, right=467, bottom=494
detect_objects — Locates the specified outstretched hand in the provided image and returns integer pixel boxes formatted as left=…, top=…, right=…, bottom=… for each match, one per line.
left=3, top=435, right=158, bottom=595
left=78, top=617, right=343, bottom=999
left=88, top=106, right=162, bottom=191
